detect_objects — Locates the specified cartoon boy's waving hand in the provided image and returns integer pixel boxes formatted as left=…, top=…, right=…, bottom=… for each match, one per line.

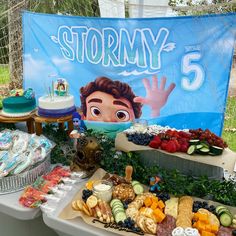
left=134, top=76, right=176, bottom=117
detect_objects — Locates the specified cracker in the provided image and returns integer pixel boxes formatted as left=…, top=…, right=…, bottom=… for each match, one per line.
left=71, top=201, right=80, bottom=211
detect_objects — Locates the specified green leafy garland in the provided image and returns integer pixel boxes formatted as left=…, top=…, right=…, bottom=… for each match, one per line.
left=85, top=130, right=236, bottom=207
left=42, top=124, right=74, bottom=165
left=1, top=124, right=235, bottom=206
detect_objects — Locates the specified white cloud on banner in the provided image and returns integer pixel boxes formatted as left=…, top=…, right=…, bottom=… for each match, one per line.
left=24, top=54, right=56, bottom=79
left=51, top=57, right=73, bottom=72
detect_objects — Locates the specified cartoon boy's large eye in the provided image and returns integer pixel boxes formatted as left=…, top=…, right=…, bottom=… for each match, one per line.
left=116, top=110, right=130, bottom=121
left=90, top=106, right=101, bottom=117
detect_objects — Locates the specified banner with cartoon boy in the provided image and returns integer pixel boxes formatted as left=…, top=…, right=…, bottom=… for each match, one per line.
left=23, top=12, right=236, bottom=136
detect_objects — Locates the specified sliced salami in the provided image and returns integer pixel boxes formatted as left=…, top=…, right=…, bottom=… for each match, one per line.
left=156, top=215, right=176, bottom=236
left=217, top=226, right=233, bottom=236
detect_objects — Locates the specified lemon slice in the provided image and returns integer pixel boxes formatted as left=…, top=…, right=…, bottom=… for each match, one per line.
left=86, top=195, right=98, bottom=208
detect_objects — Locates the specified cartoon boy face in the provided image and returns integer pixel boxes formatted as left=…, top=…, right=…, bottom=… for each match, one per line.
left=85, top=91, right=135, bottom=122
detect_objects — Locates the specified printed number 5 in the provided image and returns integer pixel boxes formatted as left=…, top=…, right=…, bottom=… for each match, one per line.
left=181, top=52, right=204, bottom=91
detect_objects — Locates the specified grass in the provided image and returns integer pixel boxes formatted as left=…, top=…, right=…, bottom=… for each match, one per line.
left=222, top=96, right=236, bottom=151
left=0, top=65, right=10, bottom=85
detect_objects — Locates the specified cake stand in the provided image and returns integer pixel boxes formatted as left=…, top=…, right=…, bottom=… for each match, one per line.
left=33, top=112, right=74, bottom=135
left=0, top=111, right=35, bottom=134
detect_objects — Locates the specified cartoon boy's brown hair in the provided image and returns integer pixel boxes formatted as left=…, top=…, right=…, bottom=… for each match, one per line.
left=80, top=77, right=142, bottom=118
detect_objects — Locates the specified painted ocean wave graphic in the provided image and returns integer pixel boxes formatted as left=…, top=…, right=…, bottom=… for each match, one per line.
left=118, top=69, right=160, bottom=76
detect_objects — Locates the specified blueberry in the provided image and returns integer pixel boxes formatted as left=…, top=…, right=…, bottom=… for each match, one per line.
left=209, top=205, right=215, bottom=211
left=136, top=227, right=141, bottom=232
left=82, top=189, right=87, bottom=195
left=202, top=201, right=208, bottom=206
left=123, top=222, right=128, bottom=228
left=118, top=221, right=123, bottom=226
left=130, top=219, right=135, bottom=226
left=164, top=193, right=169, bottom=198
left=193, top=207, right=198, bottom=213
left=198, top=203, right=203, bottom=208
left=131, top=226, right=136, bottom=232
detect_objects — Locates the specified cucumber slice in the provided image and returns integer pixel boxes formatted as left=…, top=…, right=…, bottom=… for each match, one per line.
left=131, top=180, right=140, bottom=186
left=201, top=142, right=210, bottom=148
left=217, top=208, right=232, bottom=217
left=199, top=147, right=210, bottom=154
left=112, top=204, right=124, bottom=209
left=210, top=146, right=223, bottom=155
left=133, top=183, right=144, bottom=195
left=115, top=212, right=127, bottom=223
left=187, top=145, right=196, bottom=155
left=113, top=208, right=125, bottom=215
left=112, top=202, right=123, bottom=208
left=216, top=205, right=227, bottom=214
left=220, top=213, right=232, bottom=227
left=196, top=144, right=203, bottom=150
left=189, top=139, right=200, bottom=144
left=209, top=152, right=217, bottom=156
left=110, top=199, right=122, bottom=208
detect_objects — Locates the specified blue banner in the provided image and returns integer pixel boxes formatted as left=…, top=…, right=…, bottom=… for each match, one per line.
left=23, top=11, right=236, bottom=136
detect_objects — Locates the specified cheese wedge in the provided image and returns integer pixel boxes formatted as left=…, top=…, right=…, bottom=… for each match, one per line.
left=164, top=197, right=179, bottom=219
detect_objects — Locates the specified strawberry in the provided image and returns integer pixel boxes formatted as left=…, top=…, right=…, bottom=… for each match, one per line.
left=172, top=139, right=180, bottom=151
left=149, top=140, right=160, bottom=149
left=165, top=140, right=177, bottom=153
left=160, top=140, right=168, bottom=150
left=180, top=144, right=189, bottom=153
left=153, top=135, right=162, bottom=145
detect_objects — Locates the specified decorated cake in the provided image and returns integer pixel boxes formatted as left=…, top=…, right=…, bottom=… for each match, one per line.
left=1, top=88, right=36, bottom=117
left=38, top=79, right=76, bottom=117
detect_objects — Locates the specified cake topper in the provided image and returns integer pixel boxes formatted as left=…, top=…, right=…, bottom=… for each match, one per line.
left=23, top=88, right=35, bottom=100
left=54, top=78, right=68, bottom=96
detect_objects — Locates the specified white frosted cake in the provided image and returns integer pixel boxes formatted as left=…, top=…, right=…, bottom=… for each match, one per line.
left=38, top=79, right=76, bottom=117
